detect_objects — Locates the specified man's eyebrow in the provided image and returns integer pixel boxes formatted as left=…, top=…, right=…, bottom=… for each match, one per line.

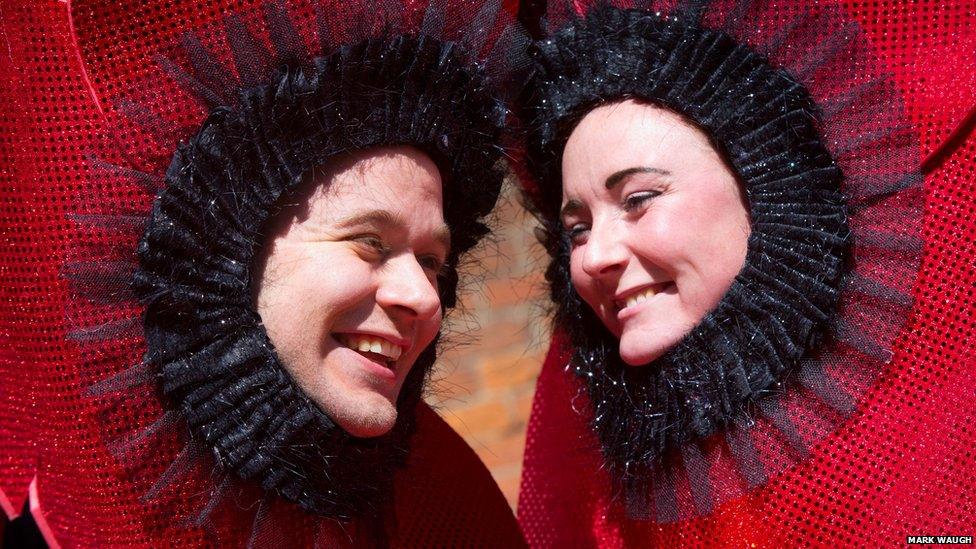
left=605, top=166, right=671, bottom=190
left=335, top=209, right=451, bottom=251
left=432, top=225, right=452, bottom=254
left=335, top=209, right=399, bottom=230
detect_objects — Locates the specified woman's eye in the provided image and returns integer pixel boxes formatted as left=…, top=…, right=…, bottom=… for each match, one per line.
left=623, top=190, right=660, bottom=212
left=566, top=224, right=589, bottom=246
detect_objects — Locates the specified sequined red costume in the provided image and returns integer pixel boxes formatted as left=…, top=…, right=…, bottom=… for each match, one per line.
left=0, top=0, right=526, bottom=546
left=516, top=1, right=976, bottom=546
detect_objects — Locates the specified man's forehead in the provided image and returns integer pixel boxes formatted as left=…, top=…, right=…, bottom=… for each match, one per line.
left=302, top=157, right=443, bottom=212
left=318, top=145, right=440, bottom=183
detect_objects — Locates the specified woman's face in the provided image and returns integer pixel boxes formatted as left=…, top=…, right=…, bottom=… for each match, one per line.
left=255, top=146, right=448, bottom=438
left=561, top=100, right=750, bottom=366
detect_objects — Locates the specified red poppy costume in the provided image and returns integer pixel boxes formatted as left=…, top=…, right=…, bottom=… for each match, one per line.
left=516, top=0, right=976, bottom=546
left=0, top=0, right=527, bottom=546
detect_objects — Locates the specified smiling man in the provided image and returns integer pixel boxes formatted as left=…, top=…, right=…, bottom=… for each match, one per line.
left=256, top=147, right=452, bottom=439
left=123, top=29, right=524, bottom=544
left=0, top=0, right=529, bottom=546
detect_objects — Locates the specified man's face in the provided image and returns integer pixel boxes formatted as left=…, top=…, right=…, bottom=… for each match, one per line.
left=255, top=146, right=448, bottom=438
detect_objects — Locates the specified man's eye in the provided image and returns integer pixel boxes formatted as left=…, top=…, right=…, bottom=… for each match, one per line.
left=418, top=255, right=446, bottom=275
left=623, top=190, right=660, bottom=212
left=355, top=235, right=390, bottom=256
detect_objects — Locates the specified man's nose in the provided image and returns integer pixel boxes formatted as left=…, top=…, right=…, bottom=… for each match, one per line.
left=580, top=219, right=629, bottom=281
left=375, top=255, right=442, bottom=320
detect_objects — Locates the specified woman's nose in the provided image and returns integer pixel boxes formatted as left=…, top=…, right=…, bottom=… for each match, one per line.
left=375, top=255, right=442, bottom=321
left=580, top=219, right=629, bottom=281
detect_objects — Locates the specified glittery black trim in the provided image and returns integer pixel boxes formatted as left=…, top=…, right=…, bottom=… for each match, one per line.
left=134, top=35, right=506, bottom=519
left=522, top=5, right=850, bottom=503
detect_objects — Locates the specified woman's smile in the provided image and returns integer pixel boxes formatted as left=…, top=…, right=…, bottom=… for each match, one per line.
left=613, top=281, right=675, bottom=319
left=561, top=100, right=751, bottom=365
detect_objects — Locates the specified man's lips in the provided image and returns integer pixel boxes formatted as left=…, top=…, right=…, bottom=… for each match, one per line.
left=334, top=333, right=409, bottom=378
left=335, top=333, right=405, bottom=360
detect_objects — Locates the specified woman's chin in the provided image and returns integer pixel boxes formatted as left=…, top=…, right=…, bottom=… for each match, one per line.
left=618, top=333, right=671, bottom=366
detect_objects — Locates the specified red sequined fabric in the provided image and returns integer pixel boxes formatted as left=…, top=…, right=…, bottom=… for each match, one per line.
left=0, top=0, right=525, bottom=546
left=517, top=1, right=976, bottom=546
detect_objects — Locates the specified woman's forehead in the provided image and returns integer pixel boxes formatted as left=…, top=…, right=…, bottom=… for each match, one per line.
left=566, top=101, right=710, bottom=159
left=561, top=101, right=725, bottom=198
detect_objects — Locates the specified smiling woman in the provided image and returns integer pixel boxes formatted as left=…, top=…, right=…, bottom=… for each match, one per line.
left=255, top=146, right=449, bottom=439
left=560, top=100, right=750, bottom=365
left=516, top=0, right=932, bottom=538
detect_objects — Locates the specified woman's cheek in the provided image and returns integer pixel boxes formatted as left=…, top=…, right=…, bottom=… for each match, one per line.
left=632, top=214, right=677, bottom=266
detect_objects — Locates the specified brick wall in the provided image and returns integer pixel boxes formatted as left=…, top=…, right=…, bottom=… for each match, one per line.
left=425, top=181, right=551, bottom=510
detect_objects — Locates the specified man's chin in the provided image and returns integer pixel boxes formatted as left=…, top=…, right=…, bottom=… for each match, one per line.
left=333, top=398, right=399, bottom=438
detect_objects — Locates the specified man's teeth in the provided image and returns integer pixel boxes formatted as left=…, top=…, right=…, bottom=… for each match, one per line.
left=623, top=287, right=660, bottom=309
left=340, top=335, right=402, bottom=360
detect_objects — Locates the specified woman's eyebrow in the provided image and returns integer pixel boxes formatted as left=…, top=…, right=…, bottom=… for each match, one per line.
left=560, top=199, right=584, bottom=222
left=560, top=166, right=672, bottom=221
left=334, top=209, right=451, bottom=252
left=605, top=166, right=671, bottom=189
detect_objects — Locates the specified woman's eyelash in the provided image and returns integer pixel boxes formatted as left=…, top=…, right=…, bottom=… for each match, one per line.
left=568, top=224, right=588, bottom=237
left=623, top=190, right=660, bottom=211
left=566, top=224, right=589, bottom=245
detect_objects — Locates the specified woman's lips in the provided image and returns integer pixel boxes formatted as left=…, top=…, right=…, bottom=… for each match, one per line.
left=614, top=282, right=673, bottom=319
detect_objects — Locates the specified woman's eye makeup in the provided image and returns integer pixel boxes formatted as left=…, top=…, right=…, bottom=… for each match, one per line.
left=559, top=186, right=661, bottom=246
left=565, top=223, right=589, bottom=245
left=622, top=190, right=661, bottom=211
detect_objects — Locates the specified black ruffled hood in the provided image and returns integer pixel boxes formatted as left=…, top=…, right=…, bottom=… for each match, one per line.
left=62, top=0, right=533, bottom=532
left=520, top=2, right=920, bottom=518
left=131, top=34, right=506, bottom=519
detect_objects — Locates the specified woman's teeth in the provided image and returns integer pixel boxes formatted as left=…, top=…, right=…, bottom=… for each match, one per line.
left=620, top=286, right=661, bottom=309
left=338, top=334, right=402, bottom=360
